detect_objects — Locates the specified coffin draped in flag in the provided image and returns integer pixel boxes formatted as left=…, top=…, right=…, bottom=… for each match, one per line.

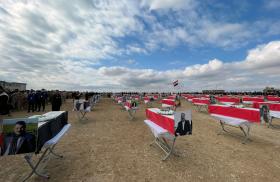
left=173, top=80, right=178, bottom=87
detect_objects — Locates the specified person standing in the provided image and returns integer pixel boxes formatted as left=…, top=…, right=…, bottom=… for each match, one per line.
left=35, top=90, right=42, bottom=112
left=27, top=90, right=35, bottom=113
left=51, top=90, right=62, bottom=111
left=17, top=91, right=25, bottom=110
left=41, top=89, right=48, bottom=112
left=0, top=86, right=10, bottom=115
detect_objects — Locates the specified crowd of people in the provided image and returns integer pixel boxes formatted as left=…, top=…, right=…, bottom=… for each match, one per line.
left=0, top=87, right=103, bottom=116
left=0, top=86, right=70, bottom=116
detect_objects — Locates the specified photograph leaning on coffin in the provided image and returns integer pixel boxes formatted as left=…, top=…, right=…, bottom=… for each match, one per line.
left=0, top=118, right=38, bottom=156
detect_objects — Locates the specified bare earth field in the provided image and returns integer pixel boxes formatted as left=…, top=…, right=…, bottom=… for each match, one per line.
left=1, top=97, right=280, bottom=182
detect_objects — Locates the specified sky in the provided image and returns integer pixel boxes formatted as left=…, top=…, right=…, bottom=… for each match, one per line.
left=0, top=0, right=280, bottom=92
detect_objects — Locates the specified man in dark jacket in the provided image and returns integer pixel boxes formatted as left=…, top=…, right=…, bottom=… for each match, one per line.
left=175, top=112, right=192, bottom=136
left=27, top=90, right=35, bottom=112
left=0, top=86, right=10, bottom=115
left=35, top=90, right=41, bottom=112
left=1, top=121, right=36, bottom=156
left=51, top=90, right=62, bottom=111
left=41, top=89, right=48, bottom=112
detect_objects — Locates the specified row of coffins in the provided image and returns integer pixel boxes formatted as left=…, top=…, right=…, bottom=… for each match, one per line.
left=149, top=96, right=280, bottom=149
left=113, top=93, right=177, bottom=118
left=185, top=94, right=280, bottom=113
left=185, top=94, right=280, bottom=143
left=113, top=94, right=183, bottom=121
left=112, top=94, right=140, bottom=120
left=183, top=94, right=280, bottom=105
left=0, top=111, right=71, bottom=180
left=160, top=95, right=181, bottom=110
left=143, top=95, right=159, bottom=106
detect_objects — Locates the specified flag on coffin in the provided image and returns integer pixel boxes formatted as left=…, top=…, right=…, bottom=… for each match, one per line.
left=173, top=80, right=179, bottom=87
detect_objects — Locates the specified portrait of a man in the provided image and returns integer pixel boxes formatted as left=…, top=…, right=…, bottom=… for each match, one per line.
left=260, top=105, right=270, bottom=124
left=174, top=111, right=192, bottom=137
left=1, top=120, right=37, bottom=156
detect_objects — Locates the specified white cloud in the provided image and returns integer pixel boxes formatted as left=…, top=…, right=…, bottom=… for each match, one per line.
left=265, top=0, right=280, bottom=9
left=1, top=41, right=280, bottom=91
left=196, top=21, right=251, bottom=48
left=141, top=0, right=196, bottom=10
left=127, top=59, right=137, bottom=65
left=183, top=59, right=223, bottom=77
left=243, top=41, right=280, bottom=69
left=126, top=45, right=147, bottom=55
left=94, top=40, right=280, bottom=91
left=1, top=1, right=280, bottom=91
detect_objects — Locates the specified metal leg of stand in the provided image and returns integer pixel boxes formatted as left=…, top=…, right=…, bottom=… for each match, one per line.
left=154, top=138, right=169, bottom=154
left=218, top=121, right=227, bottom=135
left=240, top=124, right=251, bottom=144
left=77, top=112, right=81, bottom=120
left=162, top=137, right=176, bottom=161
left=268, top=117, right=273, bottom=128
left=82, top=112, right=87, bottom=120
left=23, top=144, right=64, bottom=181
left=145, top=101, right=153, bottom=108
left=79, top=111, right=88, bottom=121
left=22, top=149, right=50, bottom=182
left=128, top=109, right=136, bottom=120
left=48, top=145, right=63, bottom=158
left=198, top=105, right=202, bottom=112
left=150, top=139, right=156, bottom=146
left=150, top=136, right=177, bottom=161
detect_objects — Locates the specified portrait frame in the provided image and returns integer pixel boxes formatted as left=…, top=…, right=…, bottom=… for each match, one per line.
left=0, top=117, right=38, bottom=157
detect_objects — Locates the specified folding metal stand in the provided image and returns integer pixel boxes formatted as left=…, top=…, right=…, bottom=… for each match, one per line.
left=76, top=106, right=91, bottom=121
left=218, top=120, right=251, bottom=144
left=128, top=108, right=138, bottom=120
left=194, top=104, right=208, bottom=112
left=150, top=135, right=178, bottom=161
left=23, top=145, right=63, bottom=181
left=144, top=101, right=152, bottom=108
left=78, top=110, right=88, bottom=121
left=22, top=124, right=71, bottom=181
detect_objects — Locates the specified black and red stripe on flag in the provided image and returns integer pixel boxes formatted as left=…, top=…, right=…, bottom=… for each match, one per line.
left=173, top=80, right=178, bottom=87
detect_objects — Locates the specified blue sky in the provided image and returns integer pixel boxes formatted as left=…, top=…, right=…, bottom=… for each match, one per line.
left=0, top=0, right=280, bottom=91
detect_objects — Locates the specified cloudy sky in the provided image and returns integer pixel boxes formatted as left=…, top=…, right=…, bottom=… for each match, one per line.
left=0, top=0, right=280, bottom=92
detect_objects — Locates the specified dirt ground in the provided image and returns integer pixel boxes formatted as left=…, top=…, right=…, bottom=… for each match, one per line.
left=1, top=97, right=280, bottom=182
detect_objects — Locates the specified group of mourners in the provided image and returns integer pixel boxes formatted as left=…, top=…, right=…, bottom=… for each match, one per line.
left=0, top=86, right=102, bottom=116
left=0, top=86, right=65, bottom=116
left=27, top=89, right=64, bottom=112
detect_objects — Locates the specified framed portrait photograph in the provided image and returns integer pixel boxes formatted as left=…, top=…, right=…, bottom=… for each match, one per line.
left=174, top=111, right=192, bottom=136
left=0, top=117, right=38, bottom=157
left=260, top=105, right=270, bottom=124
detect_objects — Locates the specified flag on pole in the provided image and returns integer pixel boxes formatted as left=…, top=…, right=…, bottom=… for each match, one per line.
left=173, top=80, right=178, bottom=87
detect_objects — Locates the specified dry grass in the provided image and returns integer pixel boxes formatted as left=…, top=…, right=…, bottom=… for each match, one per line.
left=1, top=97, right=280, bottom=182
